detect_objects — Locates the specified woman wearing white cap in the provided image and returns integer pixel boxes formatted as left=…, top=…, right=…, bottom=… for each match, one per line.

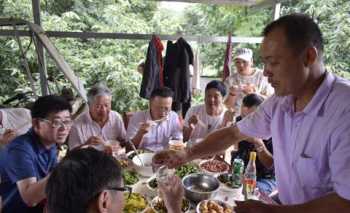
left=224, top=48, right=273, bottom=114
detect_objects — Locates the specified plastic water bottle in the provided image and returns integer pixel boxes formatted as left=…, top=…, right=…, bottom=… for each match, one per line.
left=243, top=151, right=257, bottom=200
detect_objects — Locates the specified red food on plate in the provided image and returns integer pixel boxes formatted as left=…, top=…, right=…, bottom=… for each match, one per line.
left=200, top=160, right=229, bottom=173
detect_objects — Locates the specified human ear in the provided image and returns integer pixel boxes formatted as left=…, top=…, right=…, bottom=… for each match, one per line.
left=304, top=46, right=318, bottom=67
left=97, top=191, right=111, bottom=213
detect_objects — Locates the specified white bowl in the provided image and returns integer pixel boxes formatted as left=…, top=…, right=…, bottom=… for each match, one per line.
left=196, top=200, right=233, bottom=213
left=132, top=152, right=155, bottom=177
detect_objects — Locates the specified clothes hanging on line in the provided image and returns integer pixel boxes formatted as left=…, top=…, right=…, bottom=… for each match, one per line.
left=192, top=46, right=202, bottom=92
left=222, top=32, right=232, bottom=81
left=139, top=35, right=164, bottom=99
left=163, top=37, right=194, bottom=117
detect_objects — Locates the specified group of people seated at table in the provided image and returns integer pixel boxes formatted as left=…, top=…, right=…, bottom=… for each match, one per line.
left=0, top=79, right=274, bottom=212
left=3, top=12, right=346, bottom=213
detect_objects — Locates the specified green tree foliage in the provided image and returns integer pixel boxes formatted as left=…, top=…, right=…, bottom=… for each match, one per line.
left=182, top=5, right=273, bottom=76
left=1, top=0, right=350, bottom=110
left=281, top=0, right=350, bottom=78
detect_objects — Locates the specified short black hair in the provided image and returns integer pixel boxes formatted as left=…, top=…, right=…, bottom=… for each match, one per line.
left=205, top=80, right=227, bottom=97
left=242, top=94, right=264, bottom=108
left=31, top=95, right=72, bottom=119
left=263, top=13, right=323, bottom=54
left=46, top=148, right=122, bottom=213
left=150, top=87, right=174, bottom=99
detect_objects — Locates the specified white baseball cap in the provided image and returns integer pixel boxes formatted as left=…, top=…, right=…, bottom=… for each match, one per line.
left=234, top=48, right=253, bottom=62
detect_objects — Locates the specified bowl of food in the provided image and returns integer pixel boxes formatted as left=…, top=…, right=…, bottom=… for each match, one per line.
left=123, top=192, right=148, bottom=213
left=151, top=196, right=190, bottom=213
left=175, top=163, right=200, bottom=178
left=146, top=176, right=158, bottom=193
left=132, top=152, right=155, bottom=177
left=217, top=173, right=243, bottom=193
left=196, top=200, right=233, bottom=213
left=127, top=149, right=148, bottom=160
left=169, top=139, right=186, bottom=151
left=199, top=159, right=230, bottom=174
left=182, top=173, right=220, bottom=203
left=122, top=170, right=140, bottom=186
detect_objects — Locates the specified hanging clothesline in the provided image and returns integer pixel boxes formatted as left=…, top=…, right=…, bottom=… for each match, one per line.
left=0, top=30, right=262, bottom=44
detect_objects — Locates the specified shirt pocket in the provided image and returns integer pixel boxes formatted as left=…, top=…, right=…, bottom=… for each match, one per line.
left=295, top=157, right=322, bottom=189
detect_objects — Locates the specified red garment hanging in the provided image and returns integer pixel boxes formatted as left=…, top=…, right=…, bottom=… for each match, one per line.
left=152, top=35, right=164, bottom=87
left=222, top=32, right=232, bottom=81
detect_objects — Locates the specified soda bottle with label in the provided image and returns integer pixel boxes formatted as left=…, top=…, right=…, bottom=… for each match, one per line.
left=243, top=151, right=257, bottom=200
left=231, top=151, right=244, bottom=188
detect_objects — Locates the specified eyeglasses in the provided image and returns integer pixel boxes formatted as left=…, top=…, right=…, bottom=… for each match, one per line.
left=40, top=118, right=73, bottom=129
left=107, top=186, right=132, bottom=199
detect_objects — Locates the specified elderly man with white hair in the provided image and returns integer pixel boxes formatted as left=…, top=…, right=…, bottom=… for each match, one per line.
left=68, top=84, right=126, bottom=151
left=224, top=48, right=273, bottom=114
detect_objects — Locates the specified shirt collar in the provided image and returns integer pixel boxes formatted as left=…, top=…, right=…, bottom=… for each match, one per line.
left=303, top=71, right=335, bottom=116
left=280, top=71, right=335, bottom=116
left=29, top=128, right=56, bottom=154
left=87, top=110, right=112, bottom=126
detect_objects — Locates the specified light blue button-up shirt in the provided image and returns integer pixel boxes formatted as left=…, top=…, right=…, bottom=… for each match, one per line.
left=237, top=72, right=350, bottom=204
left=126, top=110, right=183, bottom=152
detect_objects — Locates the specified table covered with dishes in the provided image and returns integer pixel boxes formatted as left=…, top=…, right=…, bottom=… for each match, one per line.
left=118, top=149, right=275, bottom=213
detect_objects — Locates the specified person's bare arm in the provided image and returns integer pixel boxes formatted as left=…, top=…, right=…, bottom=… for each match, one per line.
left=186, top=125, right=248, bottom=161
left=0, top=129, right=16, bottom=145
left=131, top=122, right=151, bottom=148
left=235, top=193, right=350, bottom=213
left=183, top=126, right=194, bottom=142
left=246, top=138, right=273, bottom=168
left=17, top=176, right=49, bottom=207
left=183, top=115, right=198, bottom=142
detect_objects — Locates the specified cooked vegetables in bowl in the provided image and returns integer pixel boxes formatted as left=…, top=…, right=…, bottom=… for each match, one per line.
left=123, top=193, right=148, bottom=213
left=122, top=170, right=139, bottom=186
left=151, top=196, right=190, bottom=213
left=175, top=163, right=199, bottom=178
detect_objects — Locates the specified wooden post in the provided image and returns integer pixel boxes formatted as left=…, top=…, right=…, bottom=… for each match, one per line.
left=32, top=0, right=49, bottom=96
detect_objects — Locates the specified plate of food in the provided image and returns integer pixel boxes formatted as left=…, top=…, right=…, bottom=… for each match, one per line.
left=151, top=196, right=190, bottom=213
left=199, top=159, right=230, bottom=174
left=196, top=200, right=233, bottom=213
left=123, top=192, right=148, bottom=213
left=122, top=170, right=140, bottom=186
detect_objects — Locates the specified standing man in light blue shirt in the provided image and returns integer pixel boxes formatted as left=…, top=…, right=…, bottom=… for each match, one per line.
left=153, top=13, right=350, bottom=213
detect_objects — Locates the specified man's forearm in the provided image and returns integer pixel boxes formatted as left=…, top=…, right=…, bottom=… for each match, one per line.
left=131, top=131, right=145, bottom=148
left=187, top=125, right=246, bottom=161
left=269, top=193, right=350, bottom=213
left=183, top=126, right=193, bottom=142
left=257, top=148, right=274, bottom=168
left=19, top=176, right=49, bottom=207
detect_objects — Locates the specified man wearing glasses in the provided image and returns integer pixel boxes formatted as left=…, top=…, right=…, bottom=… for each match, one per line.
left=46, top=148, right=183, bottom=213
left=127, top=87, right=183, bottom=152
left=0, top=95, right=72, bottom=213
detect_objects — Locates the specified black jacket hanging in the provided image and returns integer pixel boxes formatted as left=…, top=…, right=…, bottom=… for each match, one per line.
left=164, top=37, right=193, bottom=105
left=140, top=36, right=163, bottom=99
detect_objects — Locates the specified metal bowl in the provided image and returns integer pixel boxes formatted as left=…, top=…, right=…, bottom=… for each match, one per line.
left=182, top=173, right=220, bottom=203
